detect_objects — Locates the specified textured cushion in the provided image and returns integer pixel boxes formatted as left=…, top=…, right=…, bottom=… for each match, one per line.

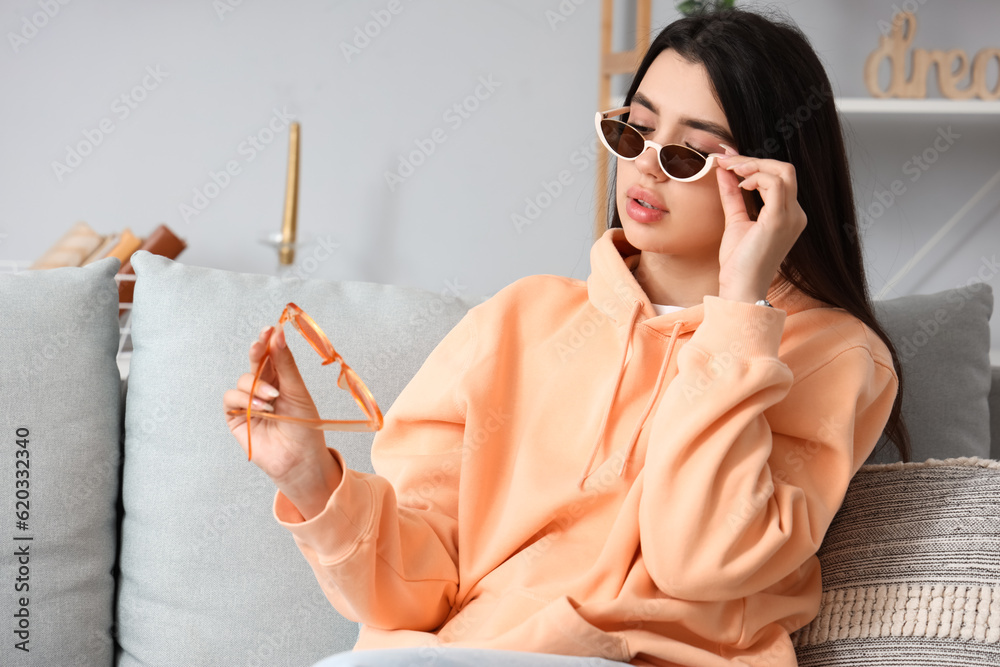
left=0, top=258, right=121, bottom=666
left=990, top=367, right=1000, bottom=461
left=117, top=251, right=485, bottom=667
left=870, top=284, right=994, bottom=463
left=792, top=457, right=1000, bottom=665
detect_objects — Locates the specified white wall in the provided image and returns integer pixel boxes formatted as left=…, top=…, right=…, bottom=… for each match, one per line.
left=2, top=0, right=998, bottom=356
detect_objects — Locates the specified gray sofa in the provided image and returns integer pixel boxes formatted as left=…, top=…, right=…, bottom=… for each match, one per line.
left=1, top=252, right=997, bottom=667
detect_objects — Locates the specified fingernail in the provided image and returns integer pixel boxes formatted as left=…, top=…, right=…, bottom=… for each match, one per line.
left=259, top=326, right=272, bottom=340
left=719, top=143, right=738, bottom=156
left=251, top=398, right=274, bottom=412
left=276, top=328, right=286, bottom=350
left=259, top=384, right=279, bottom=399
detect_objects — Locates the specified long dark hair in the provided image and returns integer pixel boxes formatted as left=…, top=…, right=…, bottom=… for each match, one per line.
left=608, top=8, right=911, bottom=462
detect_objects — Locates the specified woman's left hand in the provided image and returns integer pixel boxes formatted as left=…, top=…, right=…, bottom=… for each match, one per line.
left=712, top=145, right=807, bottom=303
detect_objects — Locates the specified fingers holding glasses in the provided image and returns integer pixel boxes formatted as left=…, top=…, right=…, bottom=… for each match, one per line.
left=713, top=150, right=801, bottom=214
left=250, top=326, right=275, bottom=373
left=235, top=372, right=279, bottom=409
left=222, top=386, right=274, bottom=422
left=709, top=146, right=807, bottom=302
left=253, top=324, right=319, bottom=419
left=222, top=373, right=278, bottom=421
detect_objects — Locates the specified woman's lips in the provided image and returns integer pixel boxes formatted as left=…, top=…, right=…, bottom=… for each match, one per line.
left=626, top=197, right=666, bottom=223
left=625, top=186, right=667, bottom=223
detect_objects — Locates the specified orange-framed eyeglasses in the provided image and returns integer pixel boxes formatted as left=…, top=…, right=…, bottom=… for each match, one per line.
left=226, top=302, right=383, bottom=460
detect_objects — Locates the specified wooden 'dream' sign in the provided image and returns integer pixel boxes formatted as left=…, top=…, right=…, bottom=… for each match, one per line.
left=865, top=12, right=1000, bottom=100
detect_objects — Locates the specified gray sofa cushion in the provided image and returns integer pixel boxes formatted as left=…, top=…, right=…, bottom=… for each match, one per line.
left=990, top=367, right=1000, bottom=461
left=871, top=284, right=994, bottom=463
left=0, top=257, right=121, bottom=666
left=117, top=251, right=484, bottom=667
left=792, top=457, right=1000, bottom=664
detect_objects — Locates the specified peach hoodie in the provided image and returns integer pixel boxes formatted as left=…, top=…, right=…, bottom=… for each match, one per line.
left=275, top=228, right=898, bottom=666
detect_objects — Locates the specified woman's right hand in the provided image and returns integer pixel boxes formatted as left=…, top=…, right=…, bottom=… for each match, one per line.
left=223, top=325, right=343, bottom=519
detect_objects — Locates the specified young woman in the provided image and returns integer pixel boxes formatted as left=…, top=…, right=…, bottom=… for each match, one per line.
left=224, top=8, right=910, bottom=666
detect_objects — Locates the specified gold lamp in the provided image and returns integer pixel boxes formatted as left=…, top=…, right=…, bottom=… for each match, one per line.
left=279, top=122, right=300, bottom=265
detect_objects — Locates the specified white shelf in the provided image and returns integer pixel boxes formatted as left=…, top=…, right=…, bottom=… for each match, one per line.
left=836, top=97, right=1000, bottom=115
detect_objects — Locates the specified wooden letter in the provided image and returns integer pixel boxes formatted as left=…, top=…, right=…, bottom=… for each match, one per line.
left=933, top=49, right=975, bottom=99
left=865, top=12, right=918, bottom=98
left=971, top=48, right=1000, bottom=100
left=864, top=12, right=999, bottom=100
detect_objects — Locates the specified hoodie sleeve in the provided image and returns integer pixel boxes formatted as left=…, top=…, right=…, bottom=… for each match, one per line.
left=638, top=295, right=898, bottom=603
left=273, top=308, right=478, bottom=631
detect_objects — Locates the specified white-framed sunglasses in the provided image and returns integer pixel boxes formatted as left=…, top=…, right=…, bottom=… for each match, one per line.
left=595, top=106, right=718, bottom=182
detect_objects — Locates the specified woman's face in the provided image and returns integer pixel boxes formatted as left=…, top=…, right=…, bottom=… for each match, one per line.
left=615, top=49, right=735, bottom=261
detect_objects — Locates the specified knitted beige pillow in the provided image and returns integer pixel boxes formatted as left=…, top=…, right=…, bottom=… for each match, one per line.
left=792, top=457, right=1000, bottom=665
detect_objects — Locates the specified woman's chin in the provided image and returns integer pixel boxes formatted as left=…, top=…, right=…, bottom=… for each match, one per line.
left=620, top=215, right=669, bottom=249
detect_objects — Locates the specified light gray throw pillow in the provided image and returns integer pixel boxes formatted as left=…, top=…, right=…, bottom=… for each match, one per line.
left=870, top=284, right=994, bottom=463
left=0, top=257, right=121, bottom=666
left=117, top=251, right=484, bottom=667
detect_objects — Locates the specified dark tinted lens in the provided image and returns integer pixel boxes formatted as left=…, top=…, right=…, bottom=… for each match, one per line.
left=659, top=146, right=706, bottom=179
left=600, top=120, right=644, bottom=159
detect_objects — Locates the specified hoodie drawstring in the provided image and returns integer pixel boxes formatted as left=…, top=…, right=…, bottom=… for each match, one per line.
left=577, top=302, right=685, bottom=487
left=617, top=319, right=682, bottom=476
left=577, top=300, right=643, bottom=488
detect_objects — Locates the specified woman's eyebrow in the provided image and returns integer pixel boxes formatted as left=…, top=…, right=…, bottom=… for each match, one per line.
left=632, top=91, right=736, bottom=146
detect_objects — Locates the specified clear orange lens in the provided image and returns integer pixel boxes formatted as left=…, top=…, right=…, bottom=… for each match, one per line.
left=236, top=303, right=382, bottom=462
left=293, top=312, right=336, bottom=359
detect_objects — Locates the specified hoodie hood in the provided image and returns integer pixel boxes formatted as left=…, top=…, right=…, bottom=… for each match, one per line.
left=578, top=228, right=794, bottom=487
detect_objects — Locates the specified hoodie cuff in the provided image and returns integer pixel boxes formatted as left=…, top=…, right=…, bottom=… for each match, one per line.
left=273, top=448, right=376, bottom=562
left=689, top=295, right=787, bottom=361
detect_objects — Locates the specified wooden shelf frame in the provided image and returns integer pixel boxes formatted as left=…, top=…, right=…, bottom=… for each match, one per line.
left=595, top=0, right=653, bottom=241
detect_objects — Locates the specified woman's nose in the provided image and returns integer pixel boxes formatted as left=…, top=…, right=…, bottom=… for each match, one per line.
left=633, top=144, right=667, bottom=180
